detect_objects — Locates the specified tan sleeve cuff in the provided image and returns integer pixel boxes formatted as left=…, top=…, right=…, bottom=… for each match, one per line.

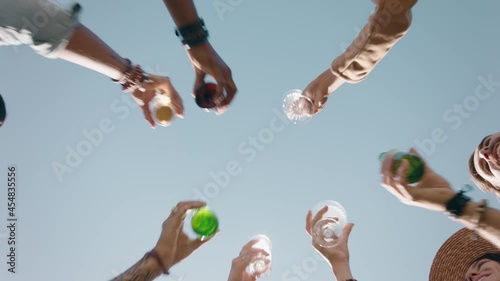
left=330, top=0, right=417, bottom=83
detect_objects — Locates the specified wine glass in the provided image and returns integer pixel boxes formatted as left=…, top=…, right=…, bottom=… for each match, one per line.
left=311, top=200, right=348, bottom=248
left=282, top=89, right=314, bottom=124
left=149, top=94, right=176, bottom=126
left=246, top=234, right=272, bottom=278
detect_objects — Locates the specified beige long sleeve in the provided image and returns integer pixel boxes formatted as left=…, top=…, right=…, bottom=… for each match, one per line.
left=330, top=0, right=418, bottom=83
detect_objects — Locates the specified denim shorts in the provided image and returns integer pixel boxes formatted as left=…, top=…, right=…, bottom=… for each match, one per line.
left=0, top=0, right=81, bottom=58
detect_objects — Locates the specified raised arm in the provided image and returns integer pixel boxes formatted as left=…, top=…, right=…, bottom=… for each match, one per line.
left=330, top=0, right=417, bottom=83
left=380, top=148, right=500, bottom=248
left=111, top=255, right=164, bottom=281
left=302, top=0, right=418, bottom=115
left=305, top=208, right=357, bottom=281
left=0, top=0, right=184, bottom=126
left=112, top=201, right=216, bottom=281
left=161, top=0, right=237, bottom=115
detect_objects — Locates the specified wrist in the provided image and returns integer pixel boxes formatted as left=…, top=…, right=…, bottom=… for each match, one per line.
left=330, top=261, right=354, bottom=280
left=443, top=188, right=471, bottom=216
left=330, top=259, right=350, bottom=268
left=149, top=247, right=175, bottom=274
left=438, top=189, right=459, bottom=212
left=175, top=18, right=209, bottom=50
left=323, top=69, right=345, bottom=95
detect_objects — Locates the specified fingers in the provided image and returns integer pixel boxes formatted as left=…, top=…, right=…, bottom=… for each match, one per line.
left=380, top=154, right=414, bottom=203
left=191, top=229, right=220, bottom=249
left=211, top=71, right=230, bottom=115
left=232, top=248, right=270, bottom=271
left=157, top=78, right=184, bottom=118
left=311, top=206, right=328, bottom=230
left=141, top=105, right=155, bottom=129
left=380, top=154, right=407, bottom=200
left=193, top=70, right=207, bottom=98
left=168, top=201, right=207, bottom=222
left=305, top=210, right=313, bottom=237
left=394, top=160, right=414, bottom=199
left=240, top=239, right=259, bottom=254
left=215, top=70, right=237, bottom=115
left=167, top=90, right=185, bottom=118
left=342, top=223, right=355, bottom=244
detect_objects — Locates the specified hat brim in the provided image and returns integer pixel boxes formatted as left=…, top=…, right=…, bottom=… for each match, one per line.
left=429, top=228, right=500, bottom=280
left=0, top=93, right=5, bottom=127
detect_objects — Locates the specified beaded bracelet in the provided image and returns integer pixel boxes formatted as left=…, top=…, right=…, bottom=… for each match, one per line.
left=111, top=58, right=133, bottom=85
left=145, top=249, right=170, bottom=275
left=111, top=58, right=151, bottom=93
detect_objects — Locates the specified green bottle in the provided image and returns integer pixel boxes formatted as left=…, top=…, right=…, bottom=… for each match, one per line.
left=378, top=150, right=425, bottom=184
left=191, top=206, right=219, bottom=240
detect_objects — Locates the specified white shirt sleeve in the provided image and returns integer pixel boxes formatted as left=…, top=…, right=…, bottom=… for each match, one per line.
left=0, top=0, right=81, bottom=58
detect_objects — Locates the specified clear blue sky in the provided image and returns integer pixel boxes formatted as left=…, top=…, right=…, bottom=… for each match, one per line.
left=1, top=0, right=500, bottom=280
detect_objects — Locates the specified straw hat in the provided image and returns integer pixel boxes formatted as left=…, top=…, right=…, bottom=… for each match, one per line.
left=429, top=228, right=500, bottom=280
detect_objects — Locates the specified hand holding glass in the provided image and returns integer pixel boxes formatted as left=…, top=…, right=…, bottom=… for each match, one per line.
left=282, top=89, right=314, bottom=124
left=246, top=234, right=272, bottom=278
left=149, top=94, right=176, bottom=127
left=311, top=200, right=348, bottom=248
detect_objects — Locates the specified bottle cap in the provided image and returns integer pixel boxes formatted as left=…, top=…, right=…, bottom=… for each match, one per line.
left=378, top=149, right=399, bottom=161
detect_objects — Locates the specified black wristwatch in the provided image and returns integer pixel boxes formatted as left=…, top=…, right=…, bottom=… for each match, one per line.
left=446, top=190, right=472, bottom=218
left=174, top=18, right=209, bottom=49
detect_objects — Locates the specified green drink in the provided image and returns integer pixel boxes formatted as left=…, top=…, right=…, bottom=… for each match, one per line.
left=379, top=150, right=425, bottom=184
left=191, top=206, right=219, bottom=240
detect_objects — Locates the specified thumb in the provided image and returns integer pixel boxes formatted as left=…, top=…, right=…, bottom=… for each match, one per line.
left=142, top=106, right=155, bottom=129
left=397, top=159, right=410, bottom=183
left=343, top=223, right=354, bottom=243
left=193, top=71, right=207, bottom=97
left=192, top=230, right=219, bottom=249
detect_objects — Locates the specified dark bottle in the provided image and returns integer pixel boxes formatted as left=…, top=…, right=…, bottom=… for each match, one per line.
left=195, top=82, right=218, bottom=110
left=378, top=150, right=425, bottom=184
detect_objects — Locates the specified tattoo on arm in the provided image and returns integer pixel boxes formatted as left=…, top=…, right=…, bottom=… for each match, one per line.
left=110, top=255, right=161, bottom=281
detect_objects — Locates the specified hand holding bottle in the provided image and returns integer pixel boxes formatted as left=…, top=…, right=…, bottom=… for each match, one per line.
left=380, top=148, right=456, bottom=212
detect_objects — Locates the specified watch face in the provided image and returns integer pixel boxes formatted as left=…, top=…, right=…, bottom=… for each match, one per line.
left=0, top=93, right=6, bottom=127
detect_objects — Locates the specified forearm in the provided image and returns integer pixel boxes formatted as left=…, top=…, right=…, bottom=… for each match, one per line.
left=330, top=0, right=417, bottom=83
left=330, top=261, right=355, bottom=281
left=110, top=254, right=164, bottom=281
left=455, top=201, right=500, bottom=248
left=58, top=24, right=129, bottom=80
left=162, top=0, right=200, bottom=26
